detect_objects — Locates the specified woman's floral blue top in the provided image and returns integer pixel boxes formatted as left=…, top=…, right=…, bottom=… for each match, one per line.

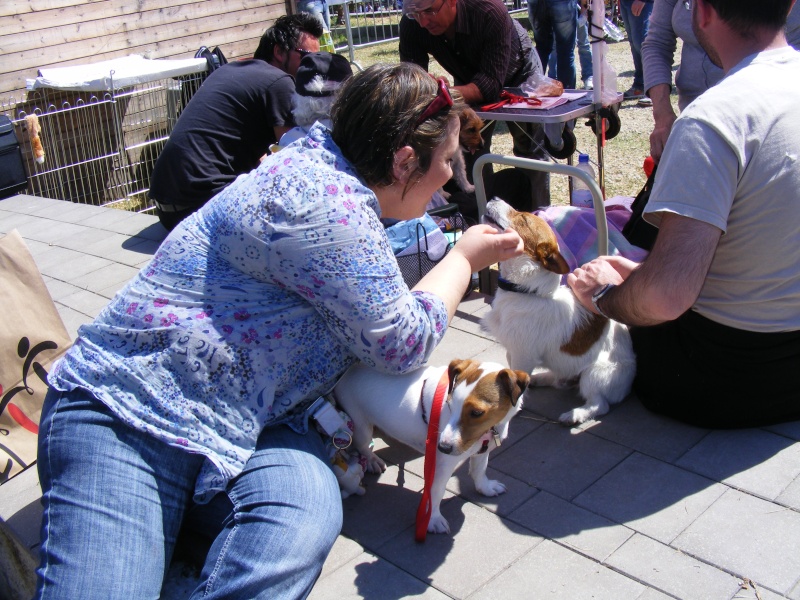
left=50, top=124, right=448, bottom=502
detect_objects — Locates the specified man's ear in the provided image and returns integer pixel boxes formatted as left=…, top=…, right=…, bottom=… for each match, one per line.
left=392, top=146, right=417, bottom=184
left=271, top=44, right=288, bottom=67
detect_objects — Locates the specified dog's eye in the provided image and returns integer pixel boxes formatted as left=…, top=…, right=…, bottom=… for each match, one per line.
left=470, top=409, right=485, bottom=418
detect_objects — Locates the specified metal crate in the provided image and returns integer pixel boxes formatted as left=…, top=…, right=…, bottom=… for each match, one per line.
left=1, top=58, right=207, bottom=213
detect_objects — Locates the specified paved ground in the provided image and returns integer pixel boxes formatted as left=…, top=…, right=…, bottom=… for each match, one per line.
left=2, top=194, right=800, bottom=600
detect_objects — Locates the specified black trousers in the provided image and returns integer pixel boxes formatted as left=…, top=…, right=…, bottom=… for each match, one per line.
left=631, top=310, right=800, bottom=429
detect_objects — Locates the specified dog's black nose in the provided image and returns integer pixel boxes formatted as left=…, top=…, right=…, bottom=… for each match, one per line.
left=438, top=442, right=453, bottom=454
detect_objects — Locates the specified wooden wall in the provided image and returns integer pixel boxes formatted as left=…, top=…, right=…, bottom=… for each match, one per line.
left=0, top=0, right=292, bottom=101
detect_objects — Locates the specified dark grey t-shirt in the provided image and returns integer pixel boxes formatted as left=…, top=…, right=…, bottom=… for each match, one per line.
left=150, top=59, right=295, bottom=209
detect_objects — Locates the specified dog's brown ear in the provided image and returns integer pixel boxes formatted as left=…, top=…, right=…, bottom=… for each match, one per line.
left=496, top=369, right=530, bottom=406
left=536, top=243, right=570, bottom=275
left=448, top=358, right=474, bottom=393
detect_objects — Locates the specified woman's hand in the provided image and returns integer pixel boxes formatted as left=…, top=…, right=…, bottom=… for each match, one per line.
left=412, top=224, right=522, bottom=321
left=450, top=224, right=524, bottom=273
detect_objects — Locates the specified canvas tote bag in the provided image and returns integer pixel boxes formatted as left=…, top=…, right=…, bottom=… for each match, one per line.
left=0, top=230, right=72, bottom=483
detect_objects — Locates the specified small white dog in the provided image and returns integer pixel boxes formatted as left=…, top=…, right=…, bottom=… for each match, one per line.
left=333, top=358, right=529, bottom=534
left=481, top=198, right=636, bottom=425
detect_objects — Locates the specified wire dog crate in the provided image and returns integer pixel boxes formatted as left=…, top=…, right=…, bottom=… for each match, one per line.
left=1, top=55, right=208, bottom=212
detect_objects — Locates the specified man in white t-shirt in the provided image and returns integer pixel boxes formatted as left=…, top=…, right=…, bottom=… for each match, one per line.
left=567, top=0, right=800, bottom=428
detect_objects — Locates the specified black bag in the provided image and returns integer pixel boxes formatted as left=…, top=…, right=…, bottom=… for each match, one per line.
left=0, top=115, right=28, bottom=200
left=622, top=164, right=659, bottom=251
left=195, top=46, right=228, bottom=76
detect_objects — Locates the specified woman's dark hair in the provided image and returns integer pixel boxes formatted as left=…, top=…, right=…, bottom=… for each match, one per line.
left=253, top=14, right=324, bottom=62
left=330, top=63, right=467, bottom=188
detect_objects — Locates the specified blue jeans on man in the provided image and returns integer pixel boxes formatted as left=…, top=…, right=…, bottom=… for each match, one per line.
left=547, top=2, right=592, bottom=87
left=619, top=0, right=653, bottom=91
left=528, top=0, right=578, bottom=89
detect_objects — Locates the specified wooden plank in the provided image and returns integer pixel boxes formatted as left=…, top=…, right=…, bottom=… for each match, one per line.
left=0, top=0, right=271, bottom=38
left=2, top=7, right=282, bottom=75
left=0, top=0, right=282, bottom=19
left=0, top=31, right=263, bottom=99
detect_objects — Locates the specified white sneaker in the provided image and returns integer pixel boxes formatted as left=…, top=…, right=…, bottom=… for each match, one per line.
left=583, top=77, right=593, bottom=90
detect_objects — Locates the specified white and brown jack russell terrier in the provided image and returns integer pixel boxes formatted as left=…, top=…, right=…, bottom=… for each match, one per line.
left=481, top=198, right=636, bottom=425
left=333, top=358, right=529, bottom=535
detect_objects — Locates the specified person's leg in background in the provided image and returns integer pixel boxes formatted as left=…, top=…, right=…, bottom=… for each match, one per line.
left=507, top=121, right=551, bottom=211
left=576, top=2, right=593, bottom=88
left=194, top=424, right=342, bottom=600
left=549, top=0, right=578, bottom=89
left=35, top=388, right=204, bottom=599
left=528, top=0, right=556, bottom=78
left=620, top=0, right=653, bottom=98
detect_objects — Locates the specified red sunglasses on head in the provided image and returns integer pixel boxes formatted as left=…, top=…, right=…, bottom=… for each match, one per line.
left=415, top=78, right=454, bottom=126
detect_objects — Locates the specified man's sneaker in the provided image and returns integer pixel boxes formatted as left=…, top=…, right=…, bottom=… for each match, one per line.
left=623, top=86, right=644, bottom=100
left=637, top=96, right=653, bottom=107
left=583, top=76, right=593, bottom=90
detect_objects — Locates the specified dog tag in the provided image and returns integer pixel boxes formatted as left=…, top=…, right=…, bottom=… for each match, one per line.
left=492, top=430, right=502, bottom=448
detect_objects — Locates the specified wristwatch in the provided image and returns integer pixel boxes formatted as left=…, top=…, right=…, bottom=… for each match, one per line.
left=591, top=283, right=615, bottom=318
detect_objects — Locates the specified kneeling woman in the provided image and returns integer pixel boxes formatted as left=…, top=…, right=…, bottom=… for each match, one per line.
left=35, top=63, right=523, bottom=599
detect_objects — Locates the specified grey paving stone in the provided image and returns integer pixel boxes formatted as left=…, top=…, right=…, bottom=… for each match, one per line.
left=11, top=220, right=91, bottom=245
left=0, top=211, right=40, bottom=233
left=676, top=429, right=800, bottom=501
left=377, top=501, right=543, bottom=599
left=490, top=421, right=631, bottom=500
left=429, top=327, right=495, bottom=364
left=445, top=464, right=539, bottom=519
left=38, top=250, right=112, bottom=282
left=341, top=464, right=424, bottom=550
left=674, top=488, right=800, bottom=595
left=70, top=262, right=138, bottom=295
left=55, top=227, right=117, bottom=252
left=57, top=288, right=110, bottom=317
left=98, top=236, right=161, bottom=267
left=42, top=277, right=85, bottom=303
left=776, top=475, right=800, bottom=511
left=573, top=452, right=726, bottom=544
left=636, top=588, right=677, bottom=600
left=309, top=550, right=450, bottom=600
left=53, top=304, right=92, bottom=340
left=586, top=394, right=711, bottom=463
left=469, top=538, right=646, bottom=600
left=317, top=535, right=366, bottom=580
left=763, top=419, right=800, bottom=441
left=606, top=533, right=742, bottom=599
left=508, top=490, right=633, bottom=561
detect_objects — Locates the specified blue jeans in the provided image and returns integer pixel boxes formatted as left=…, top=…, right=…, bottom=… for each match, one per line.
left=528, top=0, right=577, bottom=89
left=35, top=387, right=342, bottom=599
left=547, top=7, right=592, bottom=82
left=296, top=0, right=331, bottom=31
left=619, top=0, right=653, bottom=89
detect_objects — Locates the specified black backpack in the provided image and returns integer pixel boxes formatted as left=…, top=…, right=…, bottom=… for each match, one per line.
left=0, top=115, right=28, bottom=200
left=195, top=46, right=228, bottom=76
left=622, top=164, right=659, bottom=251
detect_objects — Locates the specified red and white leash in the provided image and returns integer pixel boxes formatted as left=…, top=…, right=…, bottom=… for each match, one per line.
left=414, top=369, right=450, bottom=543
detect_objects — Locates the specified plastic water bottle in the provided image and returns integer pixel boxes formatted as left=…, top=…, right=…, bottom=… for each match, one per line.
left=571, top=153, right=596, bottom=208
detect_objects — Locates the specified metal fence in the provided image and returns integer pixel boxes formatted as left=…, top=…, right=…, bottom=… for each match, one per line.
left=1, top=70, right=205, bottom=212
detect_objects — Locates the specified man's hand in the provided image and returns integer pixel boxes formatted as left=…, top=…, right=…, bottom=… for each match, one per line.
left=567, top=257, right=630, bottom=314
left=648, top=83, right=677, bottom=162
left=631, top=0, right=646, bottom=17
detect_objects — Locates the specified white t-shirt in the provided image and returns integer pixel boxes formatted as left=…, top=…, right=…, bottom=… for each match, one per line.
left=645, top=47, right=800, bottom=332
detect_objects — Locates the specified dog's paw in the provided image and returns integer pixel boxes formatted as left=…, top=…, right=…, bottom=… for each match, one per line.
left=559, top=407, right=597, bottom=425
left=529, top=370, right=557, bottom=387
left=363, top=453, right=387, bottom=474
left=461, top=183, right=475, bottom=193
left=475, top=478, right=507, bottom=497
left=427, top=513, right=451, bottom=534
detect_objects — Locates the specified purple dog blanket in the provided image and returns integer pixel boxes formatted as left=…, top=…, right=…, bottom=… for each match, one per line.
left=534, top=197, right=650, bottom=281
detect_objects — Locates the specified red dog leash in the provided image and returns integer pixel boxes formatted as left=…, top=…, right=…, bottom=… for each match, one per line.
left=415, top=369, right=450, bottom=542
left=480, top=90, right=542, bottom=111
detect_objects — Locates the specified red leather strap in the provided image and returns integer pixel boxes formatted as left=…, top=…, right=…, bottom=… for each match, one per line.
left=480, top=90, right=543, bottom=111
left=414, top=369, right=450, bottom=543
